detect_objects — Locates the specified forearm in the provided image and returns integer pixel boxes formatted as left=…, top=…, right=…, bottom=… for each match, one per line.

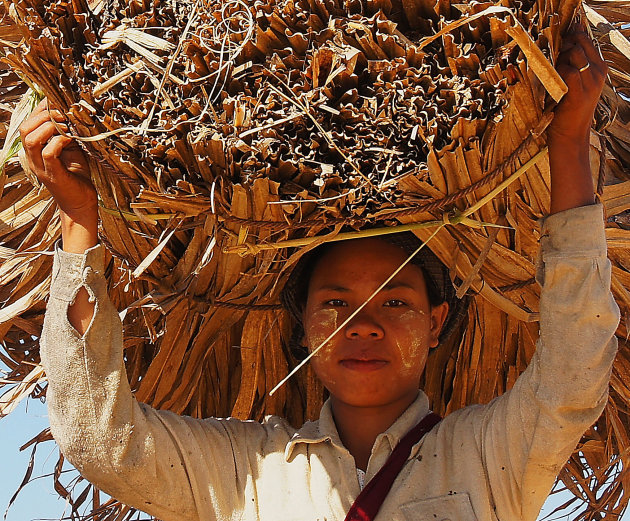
left=548, top=133, right=595, bottom=214
left=61, top=209, right=98, bottom=253
left=61, top=209, right=98, bottom=334
left=546, top=24, right=606, bottom=215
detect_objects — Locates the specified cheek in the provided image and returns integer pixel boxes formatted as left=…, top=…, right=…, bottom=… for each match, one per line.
left=393, top=310, right=430, bottom=374
left=304, top=308, right=340, bottom=357
left=305, top=309, right=340, bottom=387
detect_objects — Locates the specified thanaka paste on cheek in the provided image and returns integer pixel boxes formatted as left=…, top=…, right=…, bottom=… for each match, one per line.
left=395, top=309, right=430, bottom=375
left=305, top=308, right=340, bottom=387
left=305, top=308, right=339, bottom=360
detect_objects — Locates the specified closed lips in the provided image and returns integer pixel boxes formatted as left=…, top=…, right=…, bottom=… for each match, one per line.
left=340, top=357, right=387, bottom=362
left=339, top=359, right=389, bottom=371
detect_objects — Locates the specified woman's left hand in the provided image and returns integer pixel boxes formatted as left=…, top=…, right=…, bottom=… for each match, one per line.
left=548, top=23, right=608, bottom=144
left=547, top=23, right=608, bottom=214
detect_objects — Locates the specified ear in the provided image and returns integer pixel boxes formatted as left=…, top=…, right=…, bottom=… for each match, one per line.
left=428, top=302, right=449, bottom=348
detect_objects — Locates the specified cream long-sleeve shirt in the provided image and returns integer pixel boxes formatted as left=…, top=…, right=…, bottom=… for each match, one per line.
left=40, top=203, right=620, bottom=521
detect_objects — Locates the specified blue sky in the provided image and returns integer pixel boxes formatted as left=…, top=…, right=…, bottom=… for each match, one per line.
left=0, top=375, right=625, bottom=521
left=1, top=397, right=71, bottom=521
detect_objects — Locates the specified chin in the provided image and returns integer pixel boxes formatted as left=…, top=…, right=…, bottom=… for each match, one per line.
left=328, top=386, right=414, bottom=409
left=333, top=395, right=392, bottom=409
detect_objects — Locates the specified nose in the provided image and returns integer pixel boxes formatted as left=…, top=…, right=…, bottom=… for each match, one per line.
left=345, top=311, right=384, bottom=340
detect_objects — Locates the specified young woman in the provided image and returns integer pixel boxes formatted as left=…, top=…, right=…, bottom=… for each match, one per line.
left=23, top=26, right=619, bottom=521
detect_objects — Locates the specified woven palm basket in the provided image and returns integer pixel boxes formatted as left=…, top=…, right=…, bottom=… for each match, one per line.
left=1, top=0, right=630, bottom=519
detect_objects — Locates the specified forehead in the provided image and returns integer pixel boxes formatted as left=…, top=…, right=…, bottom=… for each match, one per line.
left=308, top=238, right=426, bottom=290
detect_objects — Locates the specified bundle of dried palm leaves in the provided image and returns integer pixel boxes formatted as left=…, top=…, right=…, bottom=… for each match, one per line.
left=1, top=0, right=630, bottom=519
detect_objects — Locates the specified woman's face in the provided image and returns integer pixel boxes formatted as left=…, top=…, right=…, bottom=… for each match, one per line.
left=303, top=238, right=449, bottom=409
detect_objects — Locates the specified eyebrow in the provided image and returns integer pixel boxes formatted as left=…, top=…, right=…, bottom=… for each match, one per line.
left=314, top=281, right=419, bottom=292
left=314, top=285, right=351, bottom=292
left=382, top=281, right=418, bottom=292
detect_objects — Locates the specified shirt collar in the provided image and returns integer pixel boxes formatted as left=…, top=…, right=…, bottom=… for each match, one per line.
left=284, top=391, right=432, bottom=462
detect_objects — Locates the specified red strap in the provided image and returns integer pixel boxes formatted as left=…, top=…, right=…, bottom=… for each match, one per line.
left=344, top=412, right=442, bottom=521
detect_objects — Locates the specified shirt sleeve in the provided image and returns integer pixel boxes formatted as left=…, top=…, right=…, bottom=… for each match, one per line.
left=473, top=203, right=620, bottom=521
left=39, top=243, right=260, bottom=521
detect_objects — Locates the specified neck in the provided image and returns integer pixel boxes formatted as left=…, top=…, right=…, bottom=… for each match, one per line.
left=330, top=391, right=418, bottom=471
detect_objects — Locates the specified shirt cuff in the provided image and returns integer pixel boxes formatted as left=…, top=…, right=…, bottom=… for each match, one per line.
left=538, top=203, right=607, bottom=260
left=50, top=241, right=105, bottom=302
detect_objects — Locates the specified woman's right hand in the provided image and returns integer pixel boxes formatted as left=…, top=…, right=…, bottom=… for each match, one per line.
left=19, top=99, right=99, bottom=254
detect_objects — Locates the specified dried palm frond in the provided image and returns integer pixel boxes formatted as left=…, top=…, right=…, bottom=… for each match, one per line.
left=1, top=0, right=630, bottom=519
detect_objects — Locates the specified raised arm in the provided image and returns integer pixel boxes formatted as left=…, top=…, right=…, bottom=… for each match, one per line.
left=23, top=102, right=259, bottom=521
left=460, top=25, right=619, bottom=521
left=20, top=99, right=98, bottom=333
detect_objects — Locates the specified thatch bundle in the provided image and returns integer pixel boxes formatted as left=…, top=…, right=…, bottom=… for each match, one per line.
left=1, top=0, right=630, bottom=519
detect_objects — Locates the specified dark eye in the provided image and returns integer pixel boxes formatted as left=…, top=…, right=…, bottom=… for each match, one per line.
left=384, top=299, right=406, bottom=307
left=325, top=299, right=347, bottom=307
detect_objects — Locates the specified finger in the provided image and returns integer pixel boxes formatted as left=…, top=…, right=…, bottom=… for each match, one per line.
left=60, top=147, right=89, bottom=175
left=573, top=31, right=607, bottom=69
left=28, top=99, right=61, bottom=121
left=567, top=45, right=589, bottom=71
left=561, top=33, right=579, bottom=52
left=23, top=122, right=70, bottom=175
left=556, top=47, right=587, bottom=80
left=19, top=106, right=68, bottom=139
left=41, top=136, right=97, bottom=212
left=41, top=135, right=74, bottom=182
left=555, top=60, right=602, bottom=118
left=22, top=121, right=69, bottom=152
left=32, top=98, right=49, bottom=114
left=561, top=20, right=586, bottom=45
left=571, top=18, right=588, bottom=32
left=556, top=62, right=583, bottom=89
left=565, top=43, right=607, bottom=90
